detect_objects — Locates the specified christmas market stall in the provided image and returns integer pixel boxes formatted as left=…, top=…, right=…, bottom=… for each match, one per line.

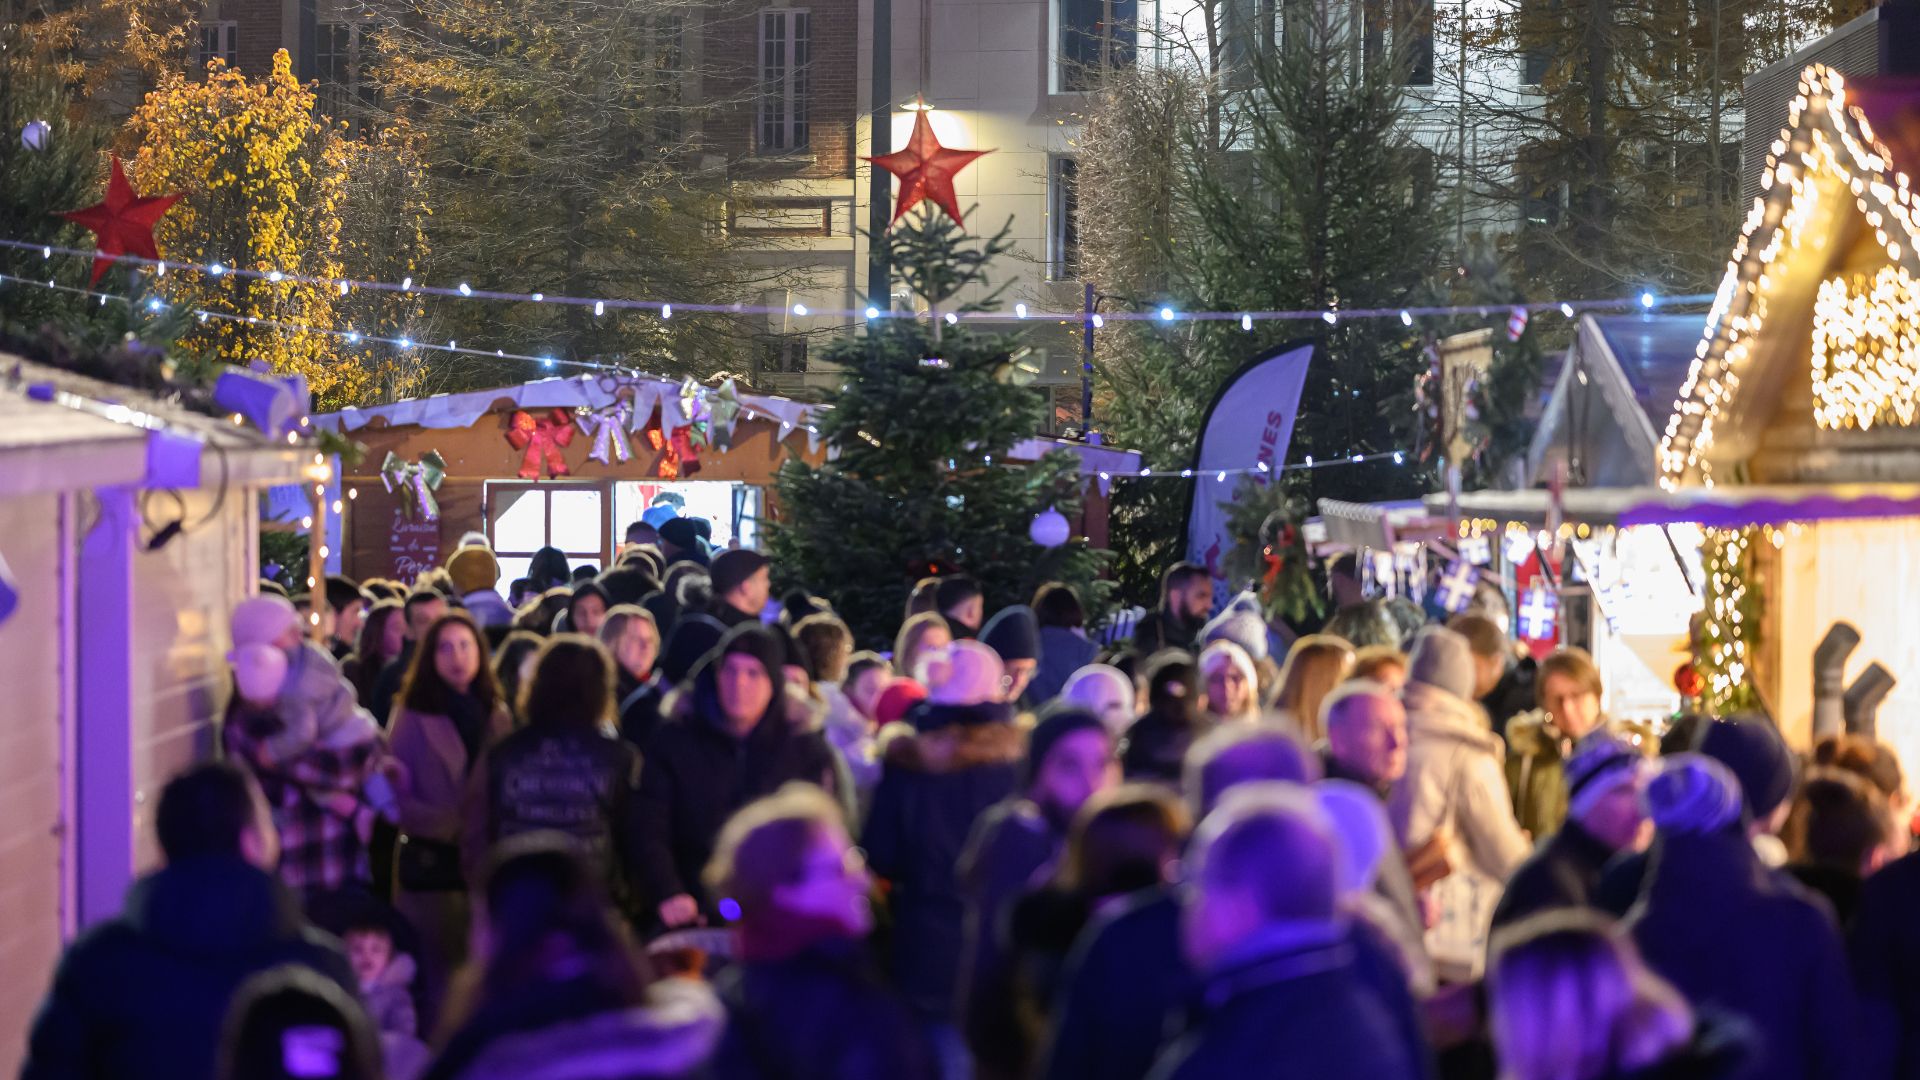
left=312, top=372, right=1138, bottom=587
left=1654, top=63, right=1920, bottom=783
left=0, top=352, right=308, bottom=1076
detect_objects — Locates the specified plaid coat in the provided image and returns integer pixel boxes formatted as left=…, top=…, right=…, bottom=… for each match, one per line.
left=223, top=644, right=388, bottom=897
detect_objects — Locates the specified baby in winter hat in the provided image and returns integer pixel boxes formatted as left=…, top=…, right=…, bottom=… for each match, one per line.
left=225, top=593, right=389, bottom=812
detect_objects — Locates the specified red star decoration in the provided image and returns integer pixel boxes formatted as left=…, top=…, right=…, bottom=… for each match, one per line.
left=864, top=111, right=991, bottom=227
left=56, top=155, right=182, bottom=285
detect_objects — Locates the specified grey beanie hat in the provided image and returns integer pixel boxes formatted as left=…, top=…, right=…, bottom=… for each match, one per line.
left=1407, top=625, right=1476, bottom=700
left=1202, top=597, right=1270, bottom=662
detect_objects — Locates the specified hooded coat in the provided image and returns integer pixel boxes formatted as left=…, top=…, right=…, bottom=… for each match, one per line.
left=1628, top=828, right=1861, bottom=1080
left=633, top=626, right=839, bottom=917
left=1391, top=680, right=1529, bottom=979
left=861, top=700, right=1026, bottom=1019
left=1503, top=710, right=1613, bottom=841
left=21, top=856, right=355, bottom=1080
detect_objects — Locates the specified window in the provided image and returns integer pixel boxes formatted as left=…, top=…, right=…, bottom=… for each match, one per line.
left=1520, top=0, right=1554, bottom=85
left=1395, top=0, right=1433, bottom=86
left=759, top=9, right=810, bottom=153
left=487, top=483, right=608, bottom=595
left=1058, top=0, right=1137, bottom=92
left=197, top=21, right=238, bottom=73
left=1049, top=157, right=1079, bottom=280
left=756, top=336, right=810, bottom=378
left=1221, top=0, right=1278, bottom=91
left=314, top=23, right=362, bottom=120
left=650, top=11, right=687, bottom=146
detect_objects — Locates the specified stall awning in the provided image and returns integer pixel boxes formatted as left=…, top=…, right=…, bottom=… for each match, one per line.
left=1417, top=485, right=1920, bottom=529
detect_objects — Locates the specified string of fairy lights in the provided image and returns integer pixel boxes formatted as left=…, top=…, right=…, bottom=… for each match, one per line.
left=2, top=236, right=1713, bottom=328
left=0, top=271, right=1414, bottom=478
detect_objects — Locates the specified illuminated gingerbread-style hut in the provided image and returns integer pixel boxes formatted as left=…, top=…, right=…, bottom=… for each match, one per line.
left=1659, top=65, right=1920, bottom=776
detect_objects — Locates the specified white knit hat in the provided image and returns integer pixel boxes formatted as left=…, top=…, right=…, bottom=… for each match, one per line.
left=230, top=642, right=289, bottom=705
left=231, top=594, right=301, bottom=650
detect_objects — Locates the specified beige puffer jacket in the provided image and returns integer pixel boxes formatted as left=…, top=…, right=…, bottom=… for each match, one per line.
left=1391, top=681, right=1531, bottom=979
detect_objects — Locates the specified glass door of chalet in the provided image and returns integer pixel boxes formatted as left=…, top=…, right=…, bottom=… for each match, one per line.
left=485, top=481, right=611, bottom=596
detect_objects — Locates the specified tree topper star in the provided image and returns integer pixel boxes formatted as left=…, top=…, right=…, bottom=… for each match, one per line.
left=57, top=155, right=182, bottom=285
left=864, top=111, right=991, bottom=227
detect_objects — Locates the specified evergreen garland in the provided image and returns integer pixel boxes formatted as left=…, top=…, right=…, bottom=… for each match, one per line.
left=1698, top=526, right=1764, bottom=714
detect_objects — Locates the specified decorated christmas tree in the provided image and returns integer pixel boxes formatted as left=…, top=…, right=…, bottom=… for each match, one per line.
left=0, top=41, right=114, bottom=335
left=769, top=134, right=1109, bottom=645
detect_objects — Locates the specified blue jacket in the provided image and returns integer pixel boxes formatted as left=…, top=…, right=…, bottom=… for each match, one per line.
left=1146, top=925, right=1420, bottom=1080
left=1044, top=889, right=1432, bottom=1080
left=21, top=856, right=354, bottom=1080
left=1029, top=627, right=1099, bottom=705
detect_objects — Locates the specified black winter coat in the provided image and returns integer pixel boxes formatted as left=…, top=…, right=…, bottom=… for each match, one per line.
left=635, top=688, right=839, bottom=917
left=620, top=676, right=669, bottom=753
left=862, top=701, right=1025, bottom=1019
left=1628, top=830, right=1860, bottom=1080
left=469, top=725, right=642, bottom=896
left=712, top=943, right=937, bottom=1080
left=21, top=856, right=355, bottom=1080
left=1851, top=850, right=1920, bottom=1080
left=1041, top=889, right=1187, bottom=1080
left=958, top=799, right=1063, bottom=1077
left=1131, top=608, right=1201, bottom=657
left=1596, top=1017, right=1750, bottom=1080
left=1480, top=656, right=1537, bottom=743
left=1144, top=931, right=1419, bottom=1080
left=1490, top=820, right=1616, bottom=933
left=1120, top=710, right=1209, bottom=785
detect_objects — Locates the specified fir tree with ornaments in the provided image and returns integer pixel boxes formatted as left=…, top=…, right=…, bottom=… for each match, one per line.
left=768, top=127, right=1109, bottom=646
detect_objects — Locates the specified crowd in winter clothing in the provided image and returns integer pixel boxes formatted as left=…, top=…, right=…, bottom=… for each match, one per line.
left=21, top=534, right=1920, bottom=1080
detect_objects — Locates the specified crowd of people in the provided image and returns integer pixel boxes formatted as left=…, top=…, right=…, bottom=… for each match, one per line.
left=20, top=522, right=1920, bottom=1080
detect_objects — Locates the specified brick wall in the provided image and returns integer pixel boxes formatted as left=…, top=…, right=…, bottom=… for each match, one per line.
left=708, top=0, right=860, bottom=181
left=226, top=0, right=290, bottom=77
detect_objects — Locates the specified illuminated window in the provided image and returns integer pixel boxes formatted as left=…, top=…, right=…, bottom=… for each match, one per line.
left=1811, top=266, right=1920, bottom=431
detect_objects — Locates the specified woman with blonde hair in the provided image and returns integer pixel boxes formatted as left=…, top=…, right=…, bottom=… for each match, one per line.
left=893, top=611, right=953, bottom=682
left=1269, top=634, right=1354, bottom=741
left=1488, top=912, right=1740, bottom=1080
left=1198, top=639, right=1260, bottom=725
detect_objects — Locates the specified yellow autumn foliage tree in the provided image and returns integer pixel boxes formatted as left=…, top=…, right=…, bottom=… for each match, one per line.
left=127, top=50, right=415, bottom=408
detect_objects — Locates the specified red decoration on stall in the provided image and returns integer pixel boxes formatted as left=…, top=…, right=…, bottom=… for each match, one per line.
left=56, top=155, right=182, bottom=285
left=643, top=421, right=703, bottom=479
left=864, top=111, right=992, bottom=226
left=1674, top=663, right=1704, bottom=700
left=506, top=408, right=575, bottom=479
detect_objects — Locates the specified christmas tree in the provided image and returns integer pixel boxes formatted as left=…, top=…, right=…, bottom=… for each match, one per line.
left=0, top=41, right=113, bottom=335
left=769, top=211, right=1110, bottom=647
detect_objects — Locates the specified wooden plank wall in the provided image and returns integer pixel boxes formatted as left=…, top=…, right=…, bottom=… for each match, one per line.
left=126, top=488, right=253, bottom=871
left=0, top=494, right=70, bottom=1079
